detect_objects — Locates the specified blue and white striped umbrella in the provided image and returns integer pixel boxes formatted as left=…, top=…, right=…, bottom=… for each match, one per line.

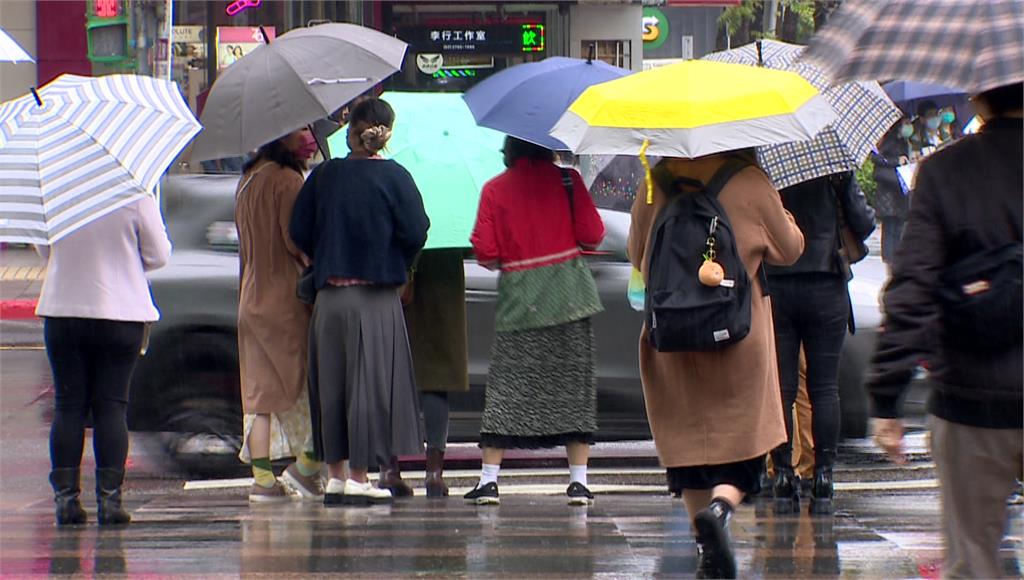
left=0, top=74, right=200, bottom=244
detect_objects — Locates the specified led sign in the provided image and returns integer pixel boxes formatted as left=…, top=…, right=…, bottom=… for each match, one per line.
left=226, top=0, right=261, bottom=17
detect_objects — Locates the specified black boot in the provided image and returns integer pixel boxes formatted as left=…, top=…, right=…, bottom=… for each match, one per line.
left=773, top=465, right=800, bottom=514
left=693, top=498, right=737, bottom=579
left=424, top=448, right=449, bottom=498
left=49, top=468, right=87, bottom=526
left=809, top=465, right=834, bottom=515
left=96, top=468, right=131, bottom=525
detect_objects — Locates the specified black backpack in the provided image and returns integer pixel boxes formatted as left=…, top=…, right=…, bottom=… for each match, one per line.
left=646, top=159, right=759, bottom=352
left=938, top=242, right=1023, bottom=352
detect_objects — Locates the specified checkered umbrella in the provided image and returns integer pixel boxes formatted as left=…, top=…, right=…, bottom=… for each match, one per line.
left=801, top=0, right=1024, bottom=95
left=705, top=40, right=903, bottom=189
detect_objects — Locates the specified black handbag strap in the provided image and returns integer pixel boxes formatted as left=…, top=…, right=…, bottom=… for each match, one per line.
left=560, top=167, right=574, bottom=218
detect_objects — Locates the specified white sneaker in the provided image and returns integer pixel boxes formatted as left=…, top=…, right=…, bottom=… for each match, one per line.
left=323, top=478, right=346, bottom=506
left=342, top=479, right=393, bottom=505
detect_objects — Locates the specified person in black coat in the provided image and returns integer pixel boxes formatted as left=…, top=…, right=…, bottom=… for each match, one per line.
left=869, top=83, right=1023, bottom=578
left=872, top=117, right=915, bottom=266
left=765, top=171, right=875, bottom=514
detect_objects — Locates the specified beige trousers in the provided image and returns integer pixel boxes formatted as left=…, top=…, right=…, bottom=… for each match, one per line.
left=930, top=415, right=1023, bottom=579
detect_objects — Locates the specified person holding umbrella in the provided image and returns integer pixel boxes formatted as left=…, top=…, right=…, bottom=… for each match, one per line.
left=235, top=127, right=324, bottom=503
left=872, top=117, right=915, bottom=266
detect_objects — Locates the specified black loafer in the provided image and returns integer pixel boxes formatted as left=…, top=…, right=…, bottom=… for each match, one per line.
left=463, top=482, right=500, bottom=505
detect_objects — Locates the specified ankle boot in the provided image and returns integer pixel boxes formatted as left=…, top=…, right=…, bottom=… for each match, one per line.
left=773, top=466, right=800, bottom=514
left=424, top=448, right=449, bottom=498
left=809, top=465, right=834, bottom=515
left=378, top=456, right=414, bottom=497
left=49, top=468, right=87, bottom=526
left=96, top=468, right=131, bottom=525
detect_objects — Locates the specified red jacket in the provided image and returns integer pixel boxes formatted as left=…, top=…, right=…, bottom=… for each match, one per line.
left=471, top=158, right=605, bottom=272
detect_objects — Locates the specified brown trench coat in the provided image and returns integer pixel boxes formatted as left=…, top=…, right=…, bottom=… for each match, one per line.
left=404, top=248, right=470, bottom=392
left=236, top=161, right=312, bottom=414
left=627, top=155, right=805, bottom=467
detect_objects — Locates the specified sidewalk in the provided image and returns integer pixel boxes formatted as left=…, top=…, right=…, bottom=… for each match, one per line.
left=0, top=245, right=45, bottom=345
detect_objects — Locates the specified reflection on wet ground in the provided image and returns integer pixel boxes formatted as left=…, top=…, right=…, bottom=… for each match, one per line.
left=2, top=490, right=1021, bottom=578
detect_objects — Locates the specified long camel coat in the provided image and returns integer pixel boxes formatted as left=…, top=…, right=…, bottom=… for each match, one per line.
left=236, top=161, right=312, bottom=414
left=627, top=155, right=805, bottom=468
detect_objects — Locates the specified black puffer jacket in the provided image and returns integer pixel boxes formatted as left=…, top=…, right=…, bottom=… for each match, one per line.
left=868, top=118, right=1023, bottom=429
left=765, top=172, right=876, bottom=277
left=871, top=128, right=912, bottom=220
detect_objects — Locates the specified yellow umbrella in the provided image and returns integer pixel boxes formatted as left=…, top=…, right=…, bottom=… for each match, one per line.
left=549, top=60, right=835, bottom=160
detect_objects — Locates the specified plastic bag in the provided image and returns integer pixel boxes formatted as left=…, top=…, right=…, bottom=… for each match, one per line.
left=627, top=267, right=646, bottom=312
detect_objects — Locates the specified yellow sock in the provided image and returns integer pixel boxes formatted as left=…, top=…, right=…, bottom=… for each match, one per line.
left=297, top=451, right=321, bottom=477
left=251, top=457, right=276, bottom=488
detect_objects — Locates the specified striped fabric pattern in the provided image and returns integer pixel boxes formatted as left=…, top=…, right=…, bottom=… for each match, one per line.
left=705, top=40, right=902, bottom=189
left=0, top=74, right=200, bottom=244
left=801, top=0, right=1024, bottom=95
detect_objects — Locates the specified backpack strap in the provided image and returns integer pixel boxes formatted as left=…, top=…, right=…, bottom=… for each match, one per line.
left=704, top=158, right=752, bottom=199
left=559, top=167, right=575, bottom=219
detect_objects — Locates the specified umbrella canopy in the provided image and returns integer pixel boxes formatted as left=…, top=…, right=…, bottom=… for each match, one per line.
left=0, top=74, right=200, bottom=244
left=882, top=80, right=967, bottom=111
left=549, top=59, right=835, bottom=159
left=463, top=56, right=631, bottom=150
left=328, top=92, right=505, bottom=249
left=801, top=0, right=1024, bottom=95
left=705, top=40, right=903, bottom=189
left=191, top=23, right=406, bottom=162
left=0, top=27, right=33, bottom=63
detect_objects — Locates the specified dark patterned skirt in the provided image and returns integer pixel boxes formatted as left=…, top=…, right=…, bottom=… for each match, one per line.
left=666, top=455, right=766, bottom=496
left=479, top=318, right=597, bottom=449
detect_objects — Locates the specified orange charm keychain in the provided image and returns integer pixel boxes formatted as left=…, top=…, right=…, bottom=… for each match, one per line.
left=699, top=216, right=725, bottom=287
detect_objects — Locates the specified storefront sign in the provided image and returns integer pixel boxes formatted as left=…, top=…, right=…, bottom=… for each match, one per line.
left=402, top=23, right=545, bottom=55
left=94, top=0, right=120, bottom=18
left=216, top=26, right=275, bottom=70
left=225, top=0, right=261, bottom=17
left=642, top=7, right=669, bottom=50
left=172, top=25, right=204, bottom=45
left=416, top=54, right=444, bottom=75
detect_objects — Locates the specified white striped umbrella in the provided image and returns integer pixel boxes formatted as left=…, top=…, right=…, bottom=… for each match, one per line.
left=0, top=74, right=201, bottom=244
left=0, top=27, right=33, bottom=63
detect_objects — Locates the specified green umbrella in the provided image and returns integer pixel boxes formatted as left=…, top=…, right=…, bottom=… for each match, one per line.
left=328, top=91, right=506, bottom=249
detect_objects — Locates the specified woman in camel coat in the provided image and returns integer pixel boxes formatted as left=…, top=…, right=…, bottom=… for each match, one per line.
left=628, top=152, right=804, bottom=579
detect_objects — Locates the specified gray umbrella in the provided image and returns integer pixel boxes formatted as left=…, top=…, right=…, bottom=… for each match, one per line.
left=190, top=23, right=406, bottom=162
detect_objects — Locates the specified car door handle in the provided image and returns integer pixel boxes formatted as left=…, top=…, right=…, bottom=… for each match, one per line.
left=466, top=289, right=499, bottom=302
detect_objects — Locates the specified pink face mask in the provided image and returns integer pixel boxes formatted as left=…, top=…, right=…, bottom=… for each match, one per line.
left=296, top=132, right=319, bottom=160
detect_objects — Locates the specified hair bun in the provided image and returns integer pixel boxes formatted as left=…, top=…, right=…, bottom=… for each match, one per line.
left=360, top=125, right=392, bottom=153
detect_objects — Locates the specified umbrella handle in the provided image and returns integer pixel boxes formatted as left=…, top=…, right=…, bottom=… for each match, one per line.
left=259, top=26, right=271, bottom=45
left=31, top=87, right=42, bottom=107
left=756, top=40, right=764, bottom=67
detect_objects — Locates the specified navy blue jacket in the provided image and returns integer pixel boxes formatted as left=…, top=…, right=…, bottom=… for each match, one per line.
left=289, top=158, right=429, bottom=289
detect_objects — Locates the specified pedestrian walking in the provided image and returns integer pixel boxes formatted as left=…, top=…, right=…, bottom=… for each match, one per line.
left=464, top=136, right=605, bottom=507
left=235, top=127, right=324, bottom=504
left=870, top=82, right=1023, bottom=579
left=377, top=248, right=469, bottom=498
left=766, top=171, right=875, bottom=514
left=289, top=97, right=429, bottom=506
left=912, top=100, right=944, bottom=154
left=872, top=119, right=914, bottom=266
left=627, top=152, right=804, bottom=579
left=38, top=197, right=172, bottom=526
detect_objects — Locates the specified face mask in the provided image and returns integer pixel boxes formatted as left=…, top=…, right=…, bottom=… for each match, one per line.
left=900, top=124, right=914, bottom=138
left=296, top=132, right=319, bottom=159
left=926, top=117, right=942, bottom=130
left=942, top=111, right=956, bottom=124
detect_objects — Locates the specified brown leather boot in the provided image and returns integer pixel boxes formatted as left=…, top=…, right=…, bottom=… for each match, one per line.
left=378, top=456, right=414, bottom=497
left=424, top=448, right=448, bottom=497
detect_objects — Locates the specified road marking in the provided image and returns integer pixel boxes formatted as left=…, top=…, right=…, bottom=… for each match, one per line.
left=0, top=345, right=45, bottom=350
left=0, top=266, right=44, bottom=281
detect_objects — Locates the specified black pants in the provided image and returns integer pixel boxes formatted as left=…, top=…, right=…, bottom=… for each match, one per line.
left=768, top=273, right=849, bottom=470
left=45, top=318, right=145, bottom=470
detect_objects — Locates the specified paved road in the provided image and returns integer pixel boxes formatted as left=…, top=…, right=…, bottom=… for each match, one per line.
left=1, top=348, right=1021, bottom=578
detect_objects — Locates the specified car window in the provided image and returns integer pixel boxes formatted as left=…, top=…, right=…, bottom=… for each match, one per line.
left=592, top=209, right=631, bottom=263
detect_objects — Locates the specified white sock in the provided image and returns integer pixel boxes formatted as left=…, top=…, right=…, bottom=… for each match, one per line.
left=480, top=463, right=500, bottom=486
left=569, top=464, right=588, bottom=487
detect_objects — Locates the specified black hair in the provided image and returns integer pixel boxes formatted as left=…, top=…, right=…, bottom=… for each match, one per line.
left=242, top=134, right=306, bottom=174
left=349, top=97, right=395, bottom=129
left=916, top=99, right=939, bottom=117
left=977, top=82, right=1024, bottom=117
left=503, top=136, right=555, bottom=167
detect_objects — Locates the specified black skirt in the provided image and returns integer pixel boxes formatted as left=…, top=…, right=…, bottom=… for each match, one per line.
left=666, top=455, right=766, bottom=496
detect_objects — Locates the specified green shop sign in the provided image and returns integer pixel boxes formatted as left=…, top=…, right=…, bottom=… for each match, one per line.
left=642, top=7, right=669, bottom=51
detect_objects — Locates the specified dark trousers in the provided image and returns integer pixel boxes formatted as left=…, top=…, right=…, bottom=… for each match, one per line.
left=880, top=217, right=905, bottom=264
left=421, top=391, right=450, bottom=452
left=44, top=318, right=145, bottom=470
left=768, top=273, right=849, bottom=470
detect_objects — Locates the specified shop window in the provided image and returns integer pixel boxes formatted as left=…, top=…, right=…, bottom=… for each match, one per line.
left=582, top=40, right=631, bottom=69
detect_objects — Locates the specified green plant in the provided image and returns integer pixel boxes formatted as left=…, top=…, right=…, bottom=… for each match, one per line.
left=856, top=158, right=877, bottom=208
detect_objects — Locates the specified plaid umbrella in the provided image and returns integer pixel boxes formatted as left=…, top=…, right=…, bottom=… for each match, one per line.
left=705, top=40, right=903, bottom=189
left=801, top=0, right=1024, bottom=95
left=0, top=74, right=200, bottom=244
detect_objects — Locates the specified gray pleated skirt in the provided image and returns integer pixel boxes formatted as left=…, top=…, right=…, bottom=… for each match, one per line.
left=308, top=285, right=424, bottom=469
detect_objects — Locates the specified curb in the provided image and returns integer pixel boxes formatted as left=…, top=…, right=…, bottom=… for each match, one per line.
left=0, top=299, right=38, bottom=320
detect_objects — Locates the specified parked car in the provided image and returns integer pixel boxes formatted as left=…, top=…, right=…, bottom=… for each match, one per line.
left=129, top=174, right=923, bottom=468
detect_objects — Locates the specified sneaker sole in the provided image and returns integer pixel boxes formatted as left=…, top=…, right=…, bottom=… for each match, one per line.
left=567, top=497, right=594, bottom=506
left=323, top=493, right=345, bottom=506
left=693, top=511, right=737, bottom=579
left=281, top=470, right=324, bottom=500
left=248, top=494, right=292, bottom=504
left=467, top=497, right=500, bottom=506
left=341, top=495, right=393, bottom=506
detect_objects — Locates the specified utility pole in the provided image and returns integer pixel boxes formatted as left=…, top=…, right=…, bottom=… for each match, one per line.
left=763, top=0, right=778, bottom=38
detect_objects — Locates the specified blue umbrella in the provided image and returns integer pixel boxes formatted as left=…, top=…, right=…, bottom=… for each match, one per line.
left=463, top=56, right=631, bottom=150
left=882, top=80, right=967, bottom=111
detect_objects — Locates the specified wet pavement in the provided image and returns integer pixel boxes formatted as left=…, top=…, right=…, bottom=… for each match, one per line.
left=2, top=349, right=1022, bottom=578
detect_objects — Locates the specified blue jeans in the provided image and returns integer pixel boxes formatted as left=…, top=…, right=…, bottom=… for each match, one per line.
left=768, top=273, right=850, bottom=470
